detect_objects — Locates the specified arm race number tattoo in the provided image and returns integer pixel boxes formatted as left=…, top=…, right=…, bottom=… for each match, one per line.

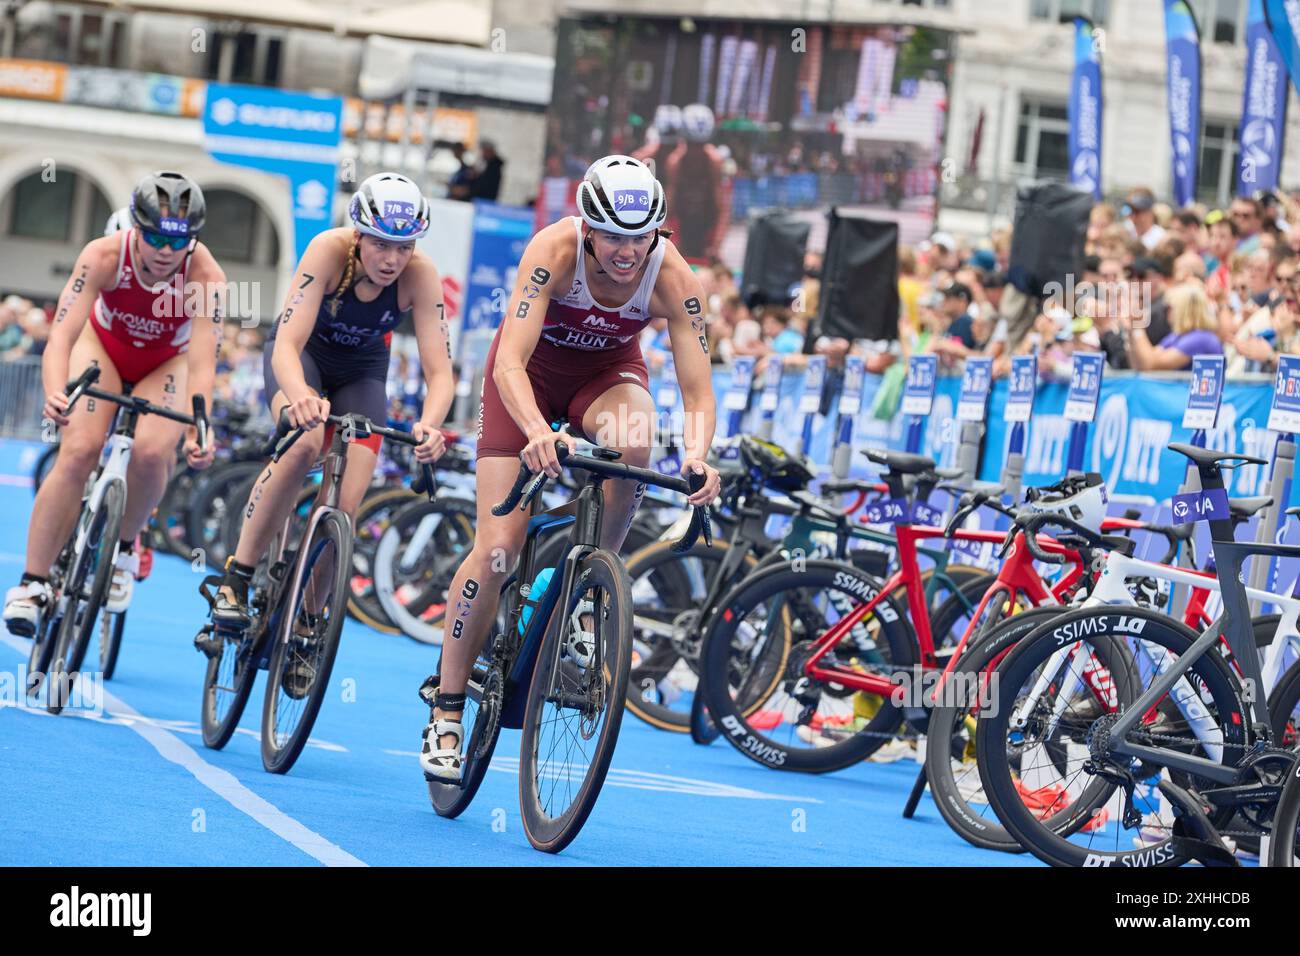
left=529, top=267, right=552, bottom=286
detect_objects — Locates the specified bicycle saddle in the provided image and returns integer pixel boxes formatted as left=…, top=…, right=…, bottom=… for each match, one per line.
left=861, top=447, right=937, bottom=475
left=1228, top=495, right=1273, bottom=519
left=1167, top=442, right=1268, bottom=469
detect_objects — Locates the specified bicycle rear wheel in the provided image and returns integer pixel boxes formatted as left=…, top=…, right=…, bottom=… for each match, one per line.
left=701, top=559, right=914, bottom=773
left=976, top=606, right=1246, bottom=867
left=518, top=549, right=632, bottom=853
left=1268, top=755, right=1300, bottom=866
left=427, top=662, right=502, bottom=818
left=47, top=481, right=123, bottom=715
left=261, top=510, right=352, bottom=774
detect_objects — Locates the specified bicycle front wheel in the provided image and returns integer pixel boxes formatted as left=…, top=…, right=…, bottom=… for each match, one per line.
left=261, top=510, right=352, bottom=774
left=48, top=480, right=123, bottom=715
left=518, top=549, right=632, bottom=853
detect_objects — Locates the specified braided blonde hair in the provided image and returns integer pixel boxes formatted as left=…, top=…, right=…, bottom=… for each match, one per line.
left=328, top=234, right=362, bottom=317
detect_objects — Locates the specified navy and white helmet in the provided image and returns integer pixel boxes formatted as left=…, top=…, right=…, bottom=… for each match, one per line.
left=576, top=155, right=667, bottom=237
left=348, top=172, right=430, bottom=241
left=104, top=206, right=132, bottom=237
left=681, top=103, right=715, bottom=143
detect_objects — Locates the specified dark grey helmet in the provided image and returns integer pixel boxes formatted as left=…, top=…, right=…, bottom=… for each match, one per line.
left=130, top=170, right=206, bottom=237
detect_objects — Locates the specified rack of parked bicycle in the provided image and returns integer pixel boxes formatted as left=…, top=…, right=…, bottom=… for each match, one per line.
left=16, top=347, right=1300, bottom=862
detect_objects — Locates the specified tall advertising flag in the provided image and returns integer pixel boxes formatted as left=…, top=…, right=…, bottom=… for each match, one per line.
left=1245, top=0, right=1289, bottom=193
left=1068, top=17, right=1103, bottom=198
left=1164, top=1, right=1201, bottom=207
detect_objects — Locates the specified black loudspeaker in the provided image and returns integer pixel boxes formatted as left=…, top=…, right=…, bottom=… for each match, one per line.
left=814, top=209, right=899, bottom=343
left=1007, top=180, right=1093, bottom=297
left=740, top=211, right=810, bottom=308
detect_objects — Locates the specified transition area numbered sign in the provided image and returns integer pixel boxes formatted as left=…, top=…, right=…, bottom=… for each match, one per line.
left=1268, top=354, right=1300, bottom=434
left=1064, top=352, right=1104, bottom=423
left=1005, top=355, right=1037, bottom=423
left=1182, top=354, right=1225, bottom=430
left=902, top=355, right=938, bottom=416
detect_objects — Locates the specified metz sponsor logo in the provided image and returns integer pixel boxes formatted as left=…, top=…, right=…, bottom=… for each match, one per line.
left=582, top=313, right=621, bottom=331
left=720, top=715, right=787, bottom=766
left=1052, top=615, right=1146, bottom=645
left=1082, top=843, right=1177, bottom=867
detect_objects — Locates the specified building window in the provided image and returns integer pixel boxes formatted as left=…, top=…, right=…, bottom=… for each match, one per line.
left=202, top=189, right=279, bottom=266
left=1198, top=120, right=1239, bottom=207
left=8, top=171, right=75, bottom=241
left=1188, top=0, right=1245, bottom=45
left=1029, top=0, right=1109, bottom=27
left=1015, top=100, right=1070, bottom=180
left=18, top=4, right=129, bottom=66
left=5, top=169, right=110, bottom=243
left=206, top=29, right=287, bottom=86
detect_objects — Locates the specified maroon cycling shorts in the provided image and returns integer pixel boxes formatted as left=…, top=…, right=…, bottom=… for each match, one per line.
left=476, top=334, right=650, bottom=460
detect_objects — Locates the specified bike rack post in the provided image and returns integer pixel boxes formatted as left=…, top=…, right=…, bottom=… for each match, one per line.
left=755, top=357, right=784, bottom=442
left=954, top=356, right=992, bottom=482
left=718, top=356, right=756, bottom=463
left=1001, top=355, right=1038, bottom=506
left=1063, top=353, right=1104, bottom=476
left=1169, top=357, right=1224, bottom=616
left=652, top=353, right=682, bottom=476
left=793, top=355, right=827, bottom=458
left=900, top=354, right=938, bottom=457
left=830, top=355, right=865, bottom=479
left=1251, top=357, right=1300, bottom=611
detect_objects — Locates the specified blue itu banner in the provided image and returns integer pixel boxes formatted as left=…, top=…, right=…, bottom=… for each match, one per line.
left=1239, top=0, right=1289, bottom=194
left=1069, top=17, right=1103, bottom=199
left=463, top=201, right=535, bottom=333
left=202, top=83, right=342, bottom=262
left=1164, top=1, right=1202, bottom=207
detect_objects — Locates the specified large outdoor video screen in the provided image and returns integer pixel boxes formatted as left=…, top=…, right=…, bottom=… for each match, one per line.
left=538, top=16, right=954, bottom=266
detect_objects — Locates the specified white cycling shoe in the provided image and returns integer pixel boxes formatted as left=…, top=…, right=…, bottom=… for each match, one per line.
left=420, top=717, right=465, bottom=781
left=105, top=550, right=138, bottom=614
left=564, top=599, right=597, bottom=669
left=4, top=579, right=53, bottom=637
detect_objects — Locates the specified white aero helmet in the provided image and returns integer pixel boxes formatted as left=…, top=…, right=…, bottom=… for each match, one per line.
left=104, top=206, right=132, bottom=237
left=1024, top=472, right=1108, bottom=535
left=652, top=104, right=683, bottom=138
left=576, top=155, right=667, bottom=237
left=682, top=103, right=715, bottom=143
left=349, top=172, right=431, bottom=241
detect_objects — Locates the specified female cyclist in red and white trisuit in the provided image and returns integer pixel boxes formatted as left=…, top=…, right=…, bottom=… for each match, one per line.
left=4, top=171, right=224, bottom=635
left=209, top=172, right=454, bottom=629
left=420, top=154, right=723, bottom=780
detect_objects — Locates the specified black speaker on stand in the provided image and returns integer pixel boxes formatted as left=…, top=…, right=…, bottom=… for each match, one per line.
left=740, top=211, right=811, bottom=308
left=812, top=208, right=899, bottom=345
left=1006, top=180, right=1093, bottom=297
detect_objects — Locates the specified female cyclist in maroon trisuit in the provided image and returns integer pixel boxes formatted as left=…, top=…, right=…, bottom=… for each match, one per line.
left=420, top=154, right=723, bottom=780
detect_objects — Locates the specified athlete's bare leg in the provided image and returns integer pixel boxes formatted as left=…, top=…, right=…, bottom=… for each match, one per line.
left=24, top=326, right=118, bottom=577
left=431, top=456, right=532, bottom=744
left=581, top=382, right=655, bottom=552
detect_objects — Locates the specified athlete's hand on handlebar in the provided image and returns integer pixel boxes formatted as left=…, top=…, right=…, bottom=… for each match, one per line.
left=410, top=421, right=447, bottom=464
left=43, top=389, right=72, bottom=428
left=522, top=429, right=576, bottom=478
left=182, top=425, right=215, bottom=469
left=681, top=458, right=721, bottom=507
left=286, top=393, right=330, bottom=431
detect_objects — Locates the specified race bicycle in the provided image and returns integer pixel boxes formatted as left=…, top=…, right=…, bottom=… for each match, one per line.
left=27, top=365, right=208, bottom=714
left=194, top=409, right=435, bottom=773
left=421, top=440, right=712, bottom=853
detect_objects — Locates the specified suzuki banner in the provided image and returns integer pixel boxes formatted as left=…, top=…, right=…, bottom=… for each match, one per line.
left=1164, top=1, right=1202, bottom=207
left=202, top=82, right=343, bottom=263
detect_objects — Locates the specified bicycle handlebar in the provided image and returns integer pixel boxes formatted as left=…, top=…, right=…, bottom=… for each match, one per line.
left=1016, top=511, right=1104, bottom=564
left=263, top=408, right=437, bottom=500
left=64, top=366, right=209, bottom=434
left=492, top=440, right=714, bottom=553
